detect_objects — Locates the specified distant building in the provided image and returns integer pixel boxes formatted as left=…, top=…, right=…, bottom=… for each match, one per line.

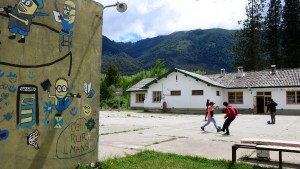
left=126, top=66, right=300, bottom=115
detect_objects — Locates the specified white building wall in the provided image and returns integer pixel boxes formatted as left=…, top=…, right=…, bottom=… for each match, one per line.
left=224, top=87, right=300, bottom=110
left=144, top=72, right=225, bottom=109
left=136, top=72, right=300, bottom=114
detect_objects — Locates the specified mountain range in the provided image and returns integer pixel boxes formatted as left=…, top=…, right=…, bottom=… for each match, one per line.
left=102, top=28, right=237, bottom=75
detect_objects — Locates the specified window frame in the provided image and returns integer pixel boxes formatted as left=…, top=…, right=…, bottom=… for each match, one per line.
left=286, top=91, right=300, bottom=104
left=171, top=90, right=181, bottom=96
left=192, top=90, right=204, bottom=96
left=228, top=92, right=243, bottom=104
left=152, top=91, right=162, bottom=103
left=135, top=93, right=145, bottom=103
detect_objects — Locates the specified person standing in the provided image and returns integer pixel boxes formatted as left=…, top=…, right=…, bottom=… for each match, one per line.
left=204, top=99, right=209, bottom=121
left=221, top=102, right=238, bottom=135
left=267, top=99, right=278, bottom=124
left=201, top=101, right=221, bottom=132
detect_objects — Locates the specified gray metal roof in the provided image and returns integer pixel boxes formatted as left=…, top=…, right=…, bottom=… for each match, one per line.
left=127, top=68, right=300, bottom=92
left=126, top=78, right=156, bottom=92
left=205, top=68, right=300, bottom=88
left=176, top=68, right=225, bottom=87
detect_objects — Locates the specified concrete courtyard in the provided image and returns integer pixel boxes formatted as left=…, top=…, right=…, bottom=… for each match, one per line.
left=98, top=111, right=300, bottom=168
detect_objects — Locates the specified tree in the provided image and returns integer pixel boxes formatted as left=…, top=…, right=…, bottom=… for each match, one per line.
left=232, top=0, right=266, bottom=71
left=149, top=59, right=167, bottom=77
left=104, top=64, right=120, bottom=87
left=281, top=0, right=300, bottom=68
left=265, top=0, right=282, bottom=67
left=101, top=65, right=121, bottom=108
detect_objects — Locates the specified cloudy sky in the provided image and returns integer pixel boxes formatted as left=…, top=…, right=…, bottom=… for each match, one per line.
left=97, top=0, right=249, bottom=42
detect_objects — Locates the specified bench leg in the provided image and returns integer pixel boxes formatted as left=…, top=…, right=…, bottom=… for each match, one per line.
left=279, top=150, right=282, bottom=169
left=232, top=146, right=237, bottom=163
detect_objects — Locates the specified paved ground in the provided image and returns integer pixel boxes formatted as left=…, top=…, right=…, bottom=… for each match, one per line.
left=98, top=111, right=300, bottom=168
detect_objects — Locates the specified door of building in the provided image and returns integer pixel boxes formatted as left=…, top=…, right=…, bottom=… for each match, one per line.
left=256, top=92, right=272, bottom=114
left=256, top=96, right=264, bottom=114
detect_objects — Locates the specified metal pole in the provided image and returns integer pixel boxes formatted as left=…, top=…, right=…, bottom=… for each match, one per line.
left=118, top=95, right=120, bottom=112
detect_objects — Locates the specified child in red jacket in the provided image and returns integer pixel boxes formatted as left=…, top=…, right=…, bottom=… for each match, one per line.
left=221, top=102, right=238, bottom=135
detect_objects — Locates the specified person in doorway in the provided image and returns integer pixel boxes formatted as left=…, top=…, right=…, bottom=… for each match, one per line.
left=267, top=99, right=278, bottom=124
left=220, top=102, right=238, bottom=135
left=201, top=101, right=221, bottom=132
left=204, top=99, right=209, bottom=121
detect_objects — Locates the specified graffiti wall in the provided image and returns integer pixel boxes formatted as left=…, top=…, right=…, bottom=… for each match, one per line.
left=0, top=0, right=102, bottom=168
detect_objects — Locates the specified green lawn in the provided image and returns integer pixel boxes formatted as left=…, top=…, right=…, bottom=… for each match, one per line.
left=76, top=151, right=275, bottom=169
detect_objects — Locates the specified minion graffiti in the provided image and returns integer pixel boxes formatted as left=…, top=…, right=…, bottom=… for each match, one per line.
left=53, top=0, right=76, bottom=34
left=0, top=0, right=48, bottom=43
left=61, top=0, right=76, bottom=33
left=48, top=78, right=74, bottom=116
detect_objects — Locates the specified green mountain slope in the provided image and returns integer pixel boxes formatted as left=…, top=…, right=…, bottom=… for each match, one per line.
left=102, top=28, right=236, bottom=75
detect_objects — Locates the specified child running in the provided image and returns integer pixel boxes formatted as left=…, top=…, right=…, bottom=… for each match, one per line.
left=201, top=101, right=221, bottom=132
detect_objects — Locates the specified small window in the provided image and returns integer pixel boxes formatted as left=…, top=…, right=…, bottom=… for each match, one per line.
left=192, top=90, right=203, bottom=95
left=264, top=92, right=271, bottom=95
left=216, top=91, right=220, bottom=96
left=152, top=91, right=162, bottom=103
left=136, top=93, right=145, bottom=103
left=171, top=90, right=181, bottom=96
left=287, top=91, right=300, bottom=104
left=228, top=92, right=243, bottom=104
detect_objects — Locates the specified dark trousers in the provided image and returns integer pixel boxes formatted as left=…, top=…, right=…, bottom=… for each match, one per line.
left=222, top=117, right=235, bottom=134
left=270, top=112, right=276, bottom=124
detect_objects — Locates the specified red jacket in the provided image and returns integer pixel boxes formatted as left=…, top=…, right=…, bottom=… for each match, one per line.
left=224, top=105, right=238, bottom=119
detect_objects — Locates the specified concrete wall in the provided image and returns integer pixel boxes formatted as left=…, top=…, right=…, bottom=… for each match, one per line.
left=0, top=0, right=102, bottom=168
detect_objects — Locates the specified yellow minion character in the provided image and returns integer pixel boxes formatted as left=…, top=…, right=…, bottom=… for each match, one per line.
left=7, top=0, right=45, bottom=43
left=48, top=78, right=74, bottom=116
left=61, top=0, right=76, bottom=33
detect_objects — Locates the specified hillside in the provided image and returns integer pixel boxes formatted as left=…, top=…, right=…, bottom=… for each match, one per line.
left=102, top=28, right=237, bottom=75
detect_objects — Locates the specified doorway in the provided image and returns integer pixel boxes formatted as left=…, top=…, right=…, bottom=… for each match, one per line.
left=256, top=91, right=272, bottom=114
left=256, top=96, right=264, bottom=114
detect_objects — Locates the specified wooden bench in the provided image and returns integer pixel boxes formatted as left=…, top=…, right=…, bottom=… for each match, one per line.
left=232, top=138, right=300, bottom=169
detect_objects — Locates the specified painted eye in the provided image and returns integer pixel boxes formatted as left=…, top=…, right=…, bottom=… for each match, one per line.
left=25, top=1, right=32, bottom=6
left=57, top=86, right=62, bottom=92
left=21, top=0, right=26, bottom=3
left=62, top=86, right=67, bottom=92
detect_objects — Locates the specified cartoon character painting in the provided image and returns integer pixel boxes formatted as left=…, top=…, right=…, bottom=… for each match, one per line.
left=61, top=0, right=76, bottom=33
left=48, top=78, right=74, bottom=116
left=53, top=0, right=76, bottom=34
left=0, top=0, right=48, bottom=43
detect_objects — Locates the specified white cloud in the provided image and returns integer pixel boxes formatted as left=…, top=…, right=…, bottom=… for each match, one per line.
left=98, top=0, right=248, bottom=42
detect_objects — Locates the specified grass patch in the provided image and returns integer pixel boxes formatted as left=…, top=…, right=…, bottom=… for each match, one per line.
left=77, top=151, right=275, bottom=169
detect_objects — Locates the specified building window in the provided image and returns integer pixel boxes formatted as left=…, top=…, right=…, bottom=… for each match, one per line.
left=192, top=90, right=203, bottom=95
left=228, top=92, right=243, bottom=104
left=171, top=90, right=181, bottom=96
left=216, top=91, right=220, bottom=96
left=152, top=91, right=161, bottom=102
left=136, top=93, right=145, bottom=103
left=287, top=91, right=300, bottom=104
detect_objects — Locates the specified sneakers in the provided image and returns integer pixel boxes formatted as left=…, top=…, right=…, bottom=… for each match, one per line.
left=223, top=133, right=230, bottom=135
left=217, top=128, right=221, bottom=132
left=8, top=34, right=16, bottom=39
left=201, top=127, right=204, bottom=131
left=18, top=38, right=25, bottom=43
